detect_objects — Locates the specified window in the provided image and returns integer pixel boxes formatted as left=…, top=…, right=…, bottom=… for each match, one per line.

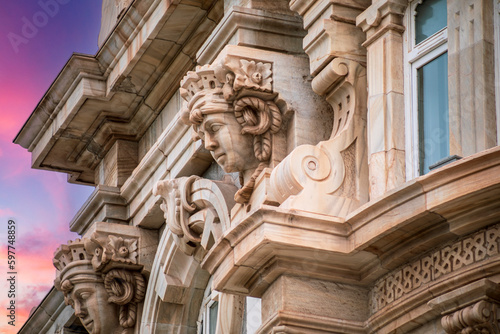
left=242, top=297, right=261, bottom=334
left=405, top=0, right=449, bottom=177
left=197, top=281, right=262, bottom=334
left=198, top=283, right=219, bottom=334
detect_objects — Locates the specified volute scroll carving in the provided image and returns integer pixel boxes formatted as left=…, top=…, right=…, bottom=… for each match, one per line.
left=53, top=230, right=146, bottom=334
left=270, top=57, right=368, bottom=217
left=154, top=176, right=238, bottom=256
left=442, top=300, right=500, bottom=334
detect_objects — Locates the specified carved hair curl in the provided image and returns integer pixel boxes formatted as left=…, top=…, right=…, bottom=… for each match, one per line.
left=104, top=269, right=146, bottom=329
left=234, top=96, right=281, bottom=162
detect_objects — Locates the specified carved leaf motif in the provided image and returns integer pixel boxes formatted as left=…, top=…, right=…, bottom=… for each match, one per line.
left=232, top=59, right=272, bottom=92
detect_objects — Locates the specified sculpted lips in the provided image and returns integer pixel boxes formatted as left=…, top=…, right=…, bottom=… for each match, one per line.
left=214, top=152, right=225, bottom=160
left=82, top=319, right=94, bottom=332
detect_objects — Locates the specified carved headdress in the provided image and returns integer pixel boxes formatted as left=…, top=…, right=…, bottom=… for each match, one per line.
left=53, top=234, right=145, bottom=333
left=180, top=57, right=283, bottom=203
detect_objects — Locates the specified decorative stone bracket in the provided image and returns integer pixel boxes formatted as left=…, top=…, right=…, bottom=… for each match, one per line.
left=442, top=300, right=500, bottom=334
left=154, top=176, right=238, bottom=257
left=269, top=58, right=368, bottom=217
left=53, top=223, right=154, bottom=334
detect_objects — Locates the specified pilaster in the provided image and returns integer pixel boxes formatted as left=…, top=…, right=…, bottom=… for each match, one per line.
left=357, top=0, right=407, bottom=199
left=448, top=0, right=497, bottom=158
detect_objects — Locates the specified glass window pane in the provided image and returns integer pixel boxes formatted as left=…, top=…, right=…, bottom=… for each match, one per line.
left=417, top=52, right=449, bottom=175
left=415, top=0, right=447, bottom=44
left=243, top=297, right=262, bottom=334
left=209, top=301, right=218, bottom=334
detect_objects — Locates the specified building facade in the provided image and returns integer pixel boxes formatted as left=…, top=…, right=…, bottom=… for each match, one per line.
left=15, top=0, right=500, bottom=333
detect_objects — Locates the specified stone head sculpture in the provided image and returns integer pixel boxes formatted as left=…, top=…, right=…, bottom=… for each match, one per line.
left=180, top=57, right=283, bottom=203
left=53, top=234, right=145, bottom=334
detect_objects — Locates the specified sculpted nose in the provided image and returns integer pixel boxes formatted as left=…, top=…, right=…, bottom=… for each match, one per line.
left=204, top=133, right=217, bottom=151
left=74, top=301, right=86, bottom=318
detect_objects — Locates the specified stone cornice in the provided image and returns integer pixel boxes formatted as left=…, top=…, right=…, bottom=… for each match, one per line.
left=68, top=113, right=213, bottom=234
left=17, top=288, right=66, bottom=334
left=14, top=0, right=223, bottom=185
left=14, top=55, right=104, bottom=150
left=69, top=185, right=127, bottom=235
left=197, top=6, right=305, bottom=64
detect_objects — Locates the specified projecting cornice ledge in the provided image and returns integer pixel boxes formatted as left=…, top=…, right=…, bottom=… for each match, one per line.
left=14, top=54, right=103, bottom=150
left=14, top=0, right=223, bottom=186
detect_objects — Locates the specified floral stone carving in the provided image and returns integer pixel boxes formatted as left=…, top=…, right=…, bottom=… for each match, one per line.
left=53, top=233, right=146, bottom=334
left=180, top=56, right=284, bottom=204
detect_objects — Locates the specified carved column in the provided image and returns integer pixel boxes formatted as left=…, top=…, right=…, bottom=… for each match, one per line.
left=357, top=0, right=407, bottom=199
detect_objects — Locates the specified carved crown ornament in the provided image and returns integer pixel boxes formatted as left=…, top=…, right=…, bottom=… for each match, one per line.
left=53, top=232, right=146, bottom=334
left=180, top=56, right=284, bottom=204
left=153, top=175, right=238, bottom=257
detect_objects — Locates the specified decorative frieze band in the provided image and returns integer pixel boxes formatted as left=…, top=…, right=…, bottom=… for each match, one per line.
left=371, top=224, right=500, bottom=313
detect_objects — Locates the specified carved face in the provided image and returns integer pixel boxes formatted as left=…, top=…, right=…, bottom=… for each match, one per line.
left=67, top=282, right=119, bottom=334
left=198, top=112, right=260, bottom=173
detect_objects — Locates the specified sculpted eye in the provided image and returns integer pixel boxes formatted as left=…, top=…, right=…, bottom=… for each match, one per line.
left=80, top=292, right=91, bottom=300
left=210, top=124, right=221, bottom=132
left=198, top=131, right=205, bottom=140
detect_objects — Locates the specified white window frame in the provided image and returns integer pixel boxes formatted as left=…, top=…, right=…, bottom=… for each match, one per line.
left=404, top=0, right=448, bottom=179
left=197, top=280, right=219, bottom=334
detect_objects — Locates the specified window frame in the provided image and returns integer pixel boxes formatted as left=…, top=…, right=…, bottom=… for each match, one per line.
left=404, top=0, right=449, bottom=179
left=197, top=280, right=219, bottom=334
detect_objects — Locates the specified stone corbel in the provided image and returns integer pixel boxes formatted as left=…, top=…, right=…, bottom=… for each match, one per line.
left=153, top=176, right=238, bottom=257
left=441, top=300, right=500, bottom=334
left=53, top=223, right=155, bottom=334
left=270, top=57, right=368, bottom=217
left=428, top=279, right=500, bottom=334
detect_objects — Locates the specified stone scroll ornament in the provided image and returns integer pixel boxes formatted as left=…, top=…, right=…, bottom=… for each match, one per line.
left=442, top=300, right=500, bottom=334
left=180, top=57, right=283, bottom=204
left=154, top=175, right=238, bottom=256
left=53, top=234, right=146, bottom=334
left=269, top=58, right=368, bottom=217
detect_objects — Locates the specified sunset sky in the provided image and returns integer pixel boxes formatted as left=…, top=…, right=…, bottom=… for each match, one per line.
left=0, top=2, right=102, bottom=332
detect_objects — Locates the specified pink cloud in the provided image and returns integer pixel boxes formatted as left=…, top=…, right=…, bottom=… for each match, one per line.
left=0, top=243, right=60, bottom=333
left=0, top=208, right=15, bottom=218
